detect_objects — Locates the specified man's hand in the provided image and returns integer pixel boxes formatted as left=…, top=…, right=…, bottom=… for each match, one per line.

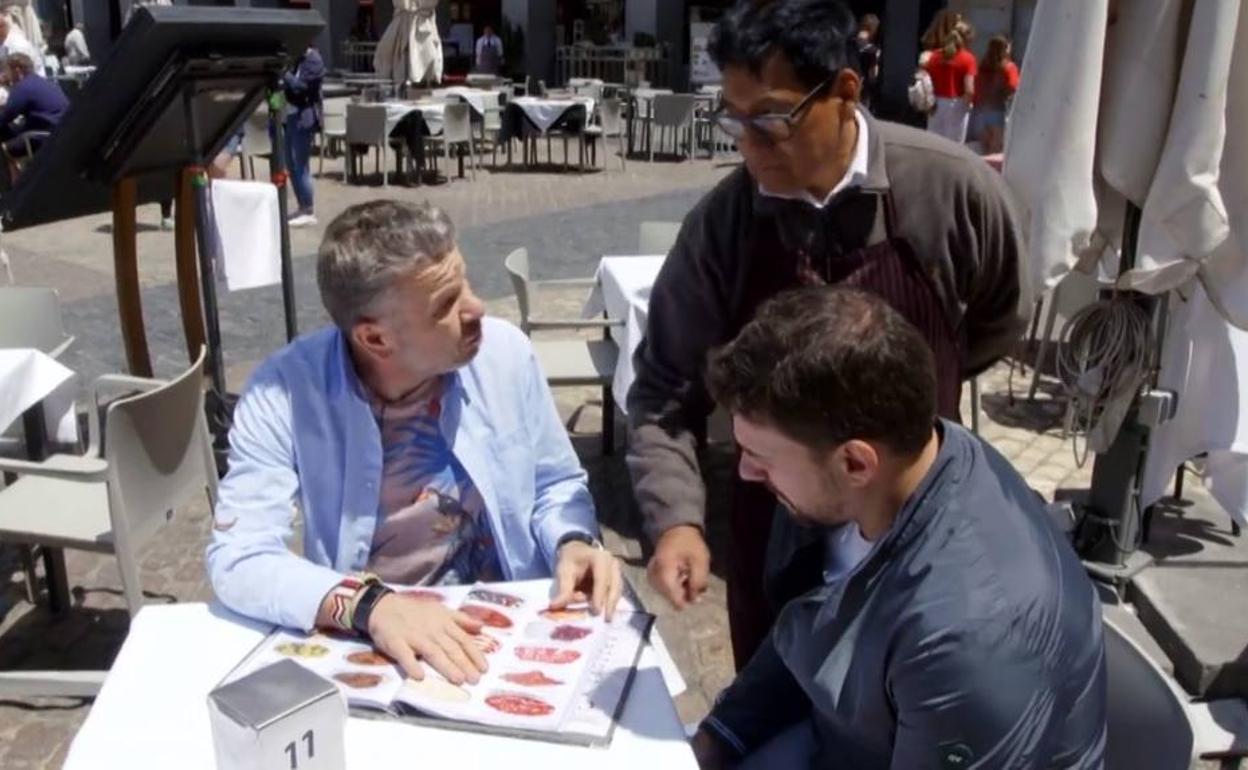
left=647, top=524, right=710, bottom=609
left=690, top=728, right=730, bottom=770
left=367, top=593, right=489, bottom=686
left=550, top=540, right=624, bottom=620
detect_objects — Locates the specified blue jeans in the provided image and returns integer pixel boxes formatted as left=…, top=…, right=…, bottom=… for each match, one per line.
left=284, top=118, right=315, bottom=213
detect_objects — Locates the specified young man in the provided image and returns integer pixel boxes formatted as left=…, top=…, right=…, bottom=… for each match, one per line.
left=208, top=201, right=623, bottom=686
left=628, top=0, right=1030, bottom=666
left=692, top=287, right=1106, bottom=769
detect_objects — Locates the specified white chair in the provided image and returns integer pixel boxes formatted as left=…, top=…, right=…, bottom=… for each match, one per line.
left=639, top=221, right=681, bottom=255
left=0, top=350, right=216, bottom=697
left=583, top=97, right=627, bottom=172
left=1102, top=618, right=1194, bottom=770
left=503, top=248, right=623, bottom=455
left=430, top=103, right=477, bottom=182
left=477, top=92, right=505, bottom=166
left=650, top=94, right=698, bottom=162
left=345, top=103, right=400, bottom=187
left=239, top=106, right=273, bottom=180
left=318, top=96, right=349, bottom=176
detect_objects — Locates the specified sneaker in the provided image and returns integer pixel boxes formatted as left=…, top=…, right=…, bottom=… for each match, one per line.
left=288, top=213, right=318, bottom=228
left=159, top=217, right=174, bottom=231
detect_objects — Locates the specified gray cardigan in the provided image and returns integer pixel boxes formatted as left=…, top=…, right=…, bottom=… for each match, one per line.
left=626, top=112, right=1032, bottom=542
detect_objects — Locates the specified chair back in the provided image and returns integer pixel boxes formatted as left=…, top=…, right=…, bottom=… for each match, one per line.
left=442, top=103, right=473, bottom=143
left=0, top=286, right=71, bottom=355
left=639, top=221, right=681, bottom=255
left=1103, top=619, right=1194, bottom=770
left=346, top=103, right=389, bottom=145
left=242, top=107, right=272, bottom=156
left=481, top=92, right=503, bottom=131
left=599, top=97, right=625, bottom=136
left=104, top=350, right=213, bottom=551
left=322, top=96, right=349, bottom=132
left=502, top=248, right=534, bottom=334
left=653, top=93, right=697, bottom=128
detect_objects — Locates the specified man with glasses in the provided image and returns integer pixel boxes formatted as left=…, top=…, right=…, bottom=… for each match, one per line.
left=628, top=0, right=1030, bottom=668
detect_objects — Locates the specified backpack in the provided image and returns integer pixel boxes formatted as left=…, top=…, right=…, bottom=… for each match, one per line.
left=908, top=68, right=936, bottom=113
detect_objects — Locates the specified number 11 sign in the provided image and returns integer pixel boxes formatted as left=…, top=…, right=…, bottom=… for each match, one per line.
left=209, top=659, right=345, bottom=770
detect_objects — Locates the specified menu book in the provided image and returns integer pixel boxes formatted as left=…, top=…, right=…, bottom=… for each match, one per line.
left=226, top=579, right=655, bottom=747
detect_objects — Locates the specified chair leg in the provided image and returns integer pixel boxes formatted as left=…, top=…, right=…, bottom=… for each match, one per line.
left=969, top=377, right=981, bottom=435
left=17, top=544, right=37, bottom=603
left=382, top=144, right=388, bottom=188
left=602, top=385, right=615, bottom=456
left=1029, top=287, right=1062, bottom=401
left=114, top=544, right=145, bottom=619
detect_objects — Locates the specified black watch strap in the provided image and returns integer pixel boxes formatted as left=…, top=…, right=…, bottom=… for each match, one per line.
left=351, top=582, right=393, bottom=639
left=556, top=531, right=602, bottom=551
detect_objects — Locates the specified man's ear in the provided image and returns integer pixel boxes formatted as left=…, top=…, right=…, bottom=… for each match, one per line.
left=839, top=439, right=880, bottom=489
left=352, top=319, right=390, bottom=360
left=834, top=67, right=862, bottom=111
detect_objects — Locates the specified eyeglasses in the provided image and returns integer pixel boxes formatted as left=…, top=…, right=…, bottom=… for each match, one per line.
left=712, top=78, right=835, bottom=143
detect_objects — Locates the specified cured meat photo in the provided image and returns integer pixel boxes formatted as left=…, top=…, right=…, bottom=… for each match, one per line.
left=467, top=589, right=524, bottom=608
left=345, top=650, right=392, bottom=666
left=333, top=672, right=384, bottom=689
left=538, top=609, right=589, bottom=622
left=502, top=670, right=563, bottom=687
left=514, top=646, right=581, bottom=665
left=461, top=604, right=514, bottom=629
left=485, top=692, right=556, bottom=717
left=550, top=625, right=592, bottom=642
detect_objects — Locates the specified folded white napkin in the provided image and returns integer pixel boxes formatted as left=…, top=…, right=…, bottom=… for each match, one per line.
left=210, top=180, right=281, bottom=292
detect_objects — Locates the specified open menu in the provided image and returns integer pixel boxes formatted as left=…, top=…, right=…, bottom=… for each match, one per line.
left=225, top=579, right=655, bottom=747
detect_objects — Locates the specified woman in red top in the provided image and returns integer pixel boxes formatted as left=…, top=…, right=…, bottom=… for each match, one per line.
left=921, top=12, right=976, bottom=144
left=969, top=35, right=1020, bottom=154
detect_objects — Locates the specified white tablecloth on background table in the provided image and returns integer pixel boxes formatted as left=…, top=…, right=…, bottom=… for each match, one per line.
left=583, top=255, right=666, bottom=409
left=431, top=86, right=494, bottom=117
left=510, top=96, right=595, bottom=134
left=63, top=603, right=696, bottom=770
left=382, top=101, right=446, bottom=136
left=0, top=348, right=77, bottom=443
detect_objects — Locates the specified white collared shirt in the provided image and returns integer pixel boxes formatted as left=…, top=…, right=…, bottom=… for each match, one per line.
left=759, top=108, right=869, bottom=209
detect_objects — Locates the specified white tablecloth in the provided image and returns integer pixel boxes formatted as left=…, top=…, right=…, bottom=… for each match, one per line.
left=583, top=256, right=665, bottom=410
left=0, top=348, right=77, bottom=443
left=63, top=603, right=696, bottom=770
left=382, top=101, right=446, bottom=136
left=431, top=86, right=494, bottom=117
left=510, top=96, right=595, bottom=134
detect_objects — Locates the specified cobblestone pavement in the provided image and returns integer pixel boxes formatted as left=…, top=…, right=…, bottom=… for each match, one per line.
left=0, top=150, right=1227, bottom=769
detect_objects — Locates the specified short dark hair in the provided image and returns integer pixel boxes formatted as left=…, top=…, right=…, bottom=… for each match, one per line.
left=709, top=0, right=860, bottom=90
left=706, top=287, right=938, bottom=456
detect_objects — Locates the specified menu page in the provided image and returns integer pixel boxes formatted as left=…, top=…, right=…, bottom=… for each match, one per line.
left=230, top=579, right=653, bottom=744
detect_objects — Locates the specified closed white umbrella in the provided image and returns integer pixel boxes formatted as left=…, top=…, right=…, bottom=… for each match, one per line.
left=374, top=0, right=442, bottom=86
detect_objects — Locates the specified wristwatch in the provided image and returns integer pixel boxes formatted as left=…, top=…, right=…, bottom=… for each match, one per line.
left=350, top=576, right=394, bottom=639
left=556, top=531, right=604, bottom=552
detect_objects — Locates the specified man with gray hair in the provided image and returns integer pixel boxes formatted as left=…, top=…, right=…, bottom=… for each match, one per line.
left=208, top=200, right=623, bottom=687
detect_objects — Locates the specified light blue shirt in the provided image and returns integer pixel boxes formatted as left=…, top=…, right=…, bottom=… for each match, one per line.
left=206, top=318, right=599, bottom=631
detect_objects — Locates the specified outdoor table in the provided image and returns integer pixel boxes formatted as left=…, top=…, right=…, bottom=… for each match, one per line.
left=503, top=96, right=596, bottom=168
left=61, top=603, right=698, bottom=770
left=431, top=86, right=496, bottom=117
left=626, top=88, right=673, bottom=157
left=378, top=101, right=447, bottom=183
left=582, top=255, right=666, bottom=410
left=0, top=347, right=79, bottom=613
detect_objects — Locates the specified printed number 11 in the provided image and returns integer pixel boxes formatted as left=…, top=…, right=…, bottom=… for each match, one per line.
left=284, top=730, right=315, bottom=769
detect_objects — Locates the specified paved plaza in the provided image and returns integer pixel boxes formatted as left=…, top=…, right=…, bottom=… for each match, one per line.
left=0, top=151, right=1243, bottom=769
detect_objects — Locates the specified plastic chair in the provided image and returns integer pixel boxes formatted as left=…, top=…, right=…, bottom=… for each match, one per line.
left=431, top=103, right=477, bottom=182
left=477, top=91, right=505, bottom=166
left=503, top=248, right=623, bottom=455
left=639, top=221, right=681, bottom=255
left=345, top=103, right=398, bottom=187
left=649, top=93, right=696, bottom=162
left=583, top=97, right=627, bottom=172
left=239, top=106, right=272, bottom=180
left=0, top=350, right=215, bottom=697
left=1103, top=618, right=1195, bottom=770
left=318, top=96, right=349, bottom=176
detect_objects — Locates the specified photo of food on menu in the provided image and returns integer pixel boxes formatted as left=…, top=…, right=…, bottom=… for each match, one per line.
left=228, top=579, right=655, bottom=746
